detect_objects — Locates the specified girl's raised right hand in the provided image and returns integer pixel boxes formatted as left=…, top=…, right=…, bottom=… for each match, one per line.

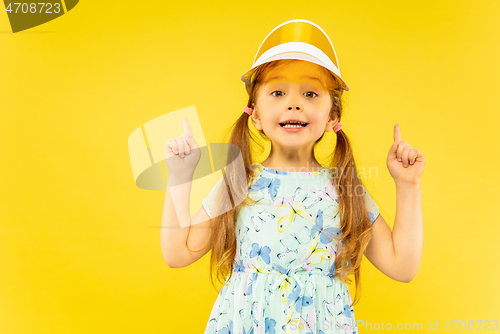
left=164, top=117, right=201, bottom=176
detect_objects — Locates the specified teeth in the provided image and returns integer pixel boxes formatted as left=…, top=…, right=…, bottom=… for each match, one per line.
left=281, top=121, right=307, bottom=128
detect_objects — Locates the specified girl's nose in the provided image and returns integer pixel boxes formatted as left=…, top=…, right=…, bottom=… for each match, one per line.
left=286, top=90, right=303, bottom=111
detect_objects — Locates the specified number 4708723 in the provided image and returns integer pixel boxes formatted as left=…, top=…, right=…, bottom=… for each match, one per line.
left=5, top=3, right=62, bottom=14
left=444, top=320, right=498, bottom=330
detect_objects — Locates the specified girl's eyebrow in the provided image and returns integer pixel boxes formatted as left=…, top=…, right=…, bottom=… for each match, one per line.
left=266, top=75, right=323, bottom=85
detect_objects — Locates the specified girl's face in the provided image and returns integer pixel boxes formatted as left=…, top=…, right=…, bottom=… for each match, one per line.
left=251, top=60, right=337, bottom=155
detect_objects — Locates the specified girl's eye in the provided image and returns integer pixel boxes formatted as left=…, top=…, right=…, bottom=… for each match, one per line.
left=271, top=91, right=318, bottom=98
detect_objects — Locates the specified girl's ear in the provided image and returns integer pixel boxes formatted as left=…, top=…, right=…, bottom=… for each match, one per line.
left=325, top=116, right=338, bottom=132
left=251, top=107, right=263, bottom=131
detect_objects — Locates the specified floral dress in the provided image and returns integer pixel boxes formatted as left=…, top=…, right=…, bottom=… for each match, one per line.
left=202, top=163, right=380, bottom=334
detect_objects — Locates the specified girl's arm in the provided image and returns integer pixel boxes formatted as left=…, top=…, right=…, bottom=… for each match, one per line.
left=364, top=182, right=423, bottom=282
left=161, top=175, right=212, bottom=268
left=364, top=124, right=425, bottom=282
left=161, top=117, right=212, bottom=268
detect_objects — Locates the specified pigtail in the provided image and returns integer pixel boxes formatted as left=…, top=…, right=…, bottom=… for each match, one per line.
left=319, top=84, right=373, bottom=307
left=208, top=62, right=285, bottom=291
left=330, top=129, right=373, bottom=307
left=208, top=111, right=259, bottom=289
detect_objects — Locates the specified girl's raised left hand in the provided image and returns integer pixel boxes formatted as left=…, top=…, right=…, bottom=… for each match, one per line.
left=387, top=124, right=425, bottom=185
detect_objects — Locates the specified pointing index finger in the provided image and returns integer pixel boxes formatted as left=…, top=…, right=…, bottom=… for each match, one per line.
left=181, top=117, right=192, bottom=137
left=394, top=123, right=402, bottom=143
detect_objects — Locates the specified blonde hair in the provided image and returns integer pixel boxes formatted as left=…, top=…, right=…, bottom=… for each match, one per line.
left=185, top=59, right=374, bottom=307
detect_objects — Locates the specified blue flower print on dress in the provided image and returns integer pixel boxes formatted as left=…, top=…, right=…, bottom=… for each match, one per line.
left=218, top=319, right=233, bottom=334
left=249, top=243, right=271, bottom=264
left=327, top=260, right=337, bottom=279
left=243, top=326, right=254, bottom=334
left=249, top=176, right=281, bottom=201
left=342, top=304, right=353, bottom=318
left=288, top=283, right=313, bottom=312
left=265, top=317, right=277, bottom=334
left=234, top=260, right=245, bottom=273
left=311, top=209, right=342, bottom=244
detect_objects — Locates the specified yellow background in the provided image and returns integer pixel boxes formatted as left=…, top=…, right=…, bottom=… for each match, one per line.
left=1, top=0, right=499, bottom=333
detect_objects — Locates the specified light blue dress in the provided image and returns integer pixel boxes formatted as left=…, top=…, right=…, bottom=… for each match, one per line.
left=202, top=163, right=380, bottom=334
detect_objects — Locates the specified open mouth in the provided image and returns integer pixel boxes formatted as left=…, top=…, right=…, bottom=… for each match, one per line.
left=279, top=121, right=308, bottom=128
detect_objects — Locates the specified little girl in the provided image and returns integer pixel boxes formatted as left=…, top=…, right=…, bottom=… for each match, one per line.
left=162, top=19, right=425, bottom=334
